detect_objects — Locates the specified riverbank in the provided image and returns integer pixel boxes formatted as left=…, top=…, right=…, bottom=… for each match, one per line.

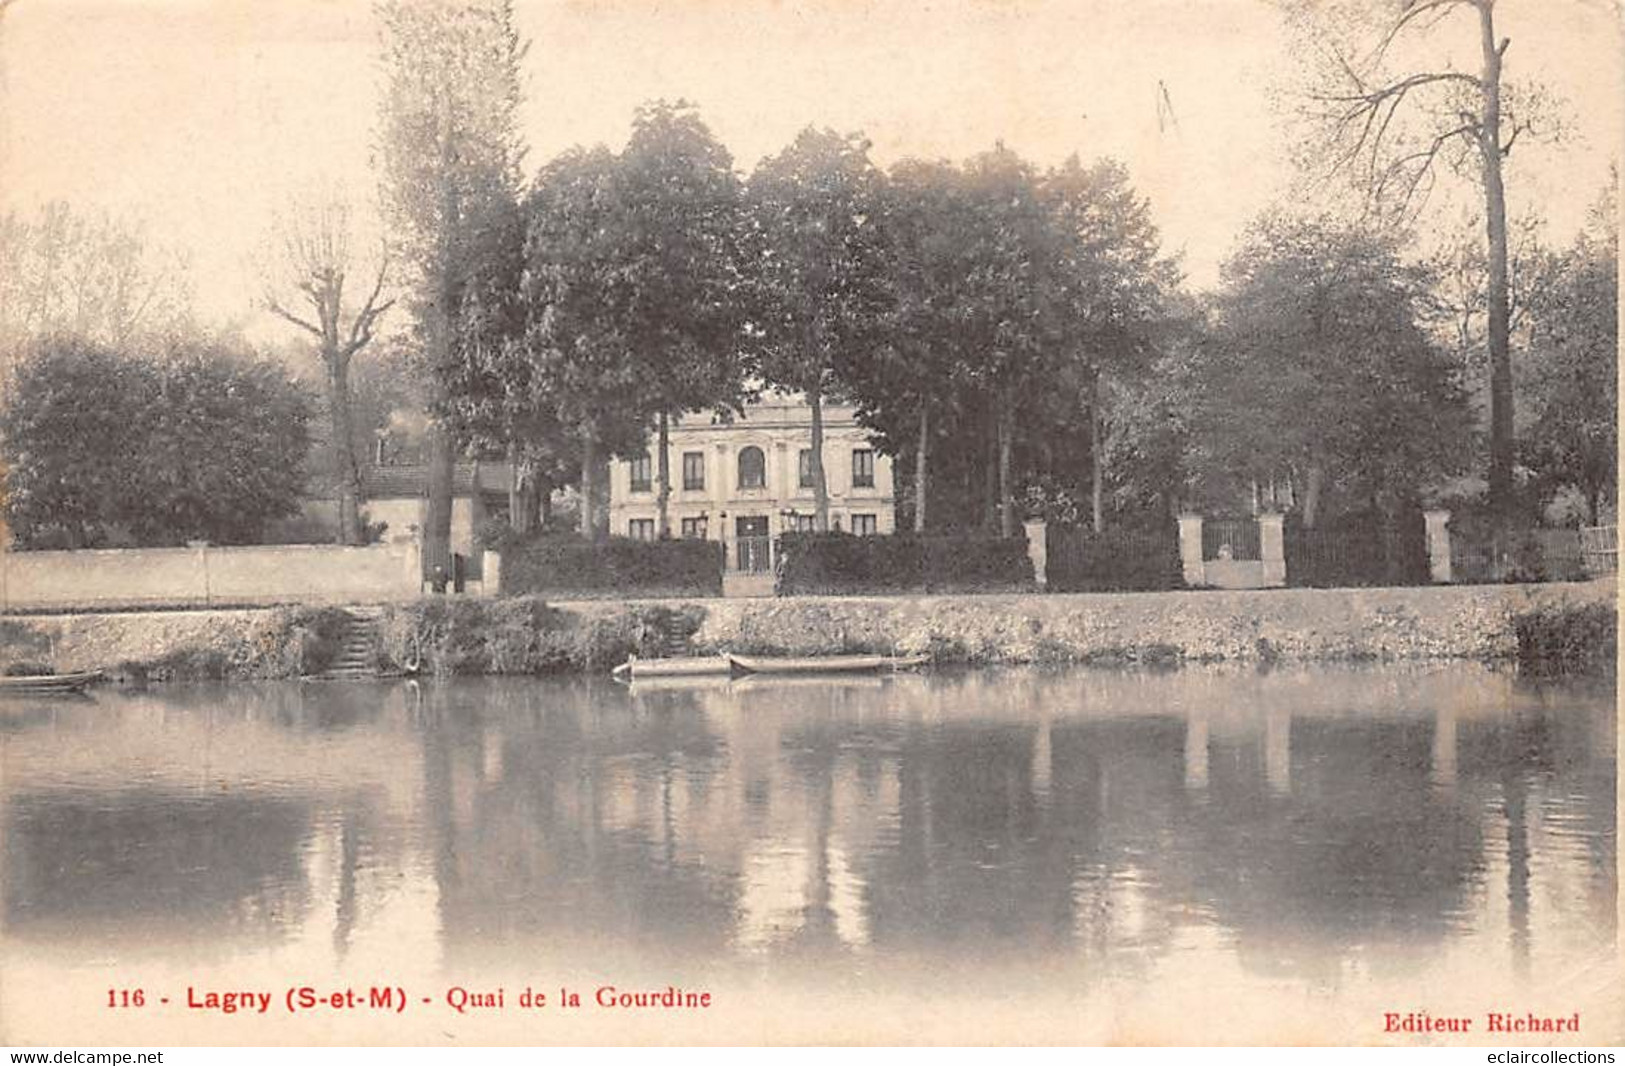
left=2, top=578, right=1613, bottom=680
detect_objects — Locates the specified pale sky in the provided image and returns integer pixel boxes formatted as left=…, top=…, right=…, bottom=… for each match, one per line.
left=3, top=0, right=1621, bottom=336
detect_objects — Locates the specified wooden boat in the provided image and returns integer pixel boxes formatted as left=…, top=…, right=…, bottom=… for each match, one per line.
left=611, top=655, right=734, bottom=680
left=0, top=669, right=104, bottom=694
left=727, top=653, right=928, bottom=676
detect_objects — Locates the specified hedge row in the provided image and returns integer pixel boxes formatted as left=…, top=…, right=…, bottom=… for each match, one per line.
left=1045, top=525, right=1183, bottom=593
left=775, top=532, right=1033, bottom=595
left=498, top=533, right=724, bottom=598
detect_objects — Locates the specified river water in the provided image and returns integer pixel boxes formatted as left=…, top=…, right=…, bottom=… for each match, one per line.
left=0, top=663, right=1616, bottom=1045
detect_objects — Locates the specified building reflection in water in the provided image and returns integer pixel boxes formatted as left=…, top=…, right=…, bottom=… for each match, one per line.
left=0, top=664, right=1613, bottom=1000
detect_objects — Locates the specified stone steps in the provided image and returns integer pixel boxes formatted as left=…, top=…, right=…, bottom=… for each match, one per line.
left=314, top=607, right=383, bottom=681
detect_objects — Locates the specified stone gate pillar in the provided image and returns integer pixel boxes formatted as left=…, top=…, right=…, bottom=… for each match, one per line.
left=1258, top=512, right=1286, bottom=587
left=1177, top=514, right=1205, bottom=587
left=1424, top=509, right=1452, bottom=583
left=1023, top=518, right=1047, bottom=589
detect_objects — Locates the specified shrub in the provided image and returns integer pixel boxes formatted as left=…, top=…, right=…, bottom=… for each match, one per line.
left=1515, top=602, right=1616, bottom=674
left=369, top=597, right=702, bottom=677
left=2, top=661, right=56, bottom=676
left=775, top=532, right=1033, bottom=595
left=498, top=532, right=723, bottom=598
left=1045, top=524, right=1181, bottom=592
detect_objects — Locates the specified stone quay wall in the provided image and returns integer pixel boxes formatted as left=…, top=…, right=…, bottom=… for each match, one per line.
left=2, top=577, right=1612, bottom=678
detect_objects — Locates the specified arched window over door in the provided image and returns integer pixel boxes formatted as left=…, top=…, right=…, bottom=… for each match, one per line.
left=737, top=446, right=766, bottom=489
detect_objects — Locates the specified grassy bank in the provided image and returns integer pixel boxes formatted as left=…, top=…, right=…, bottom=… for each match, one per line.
left=2, top=578, right=1613, bottom=680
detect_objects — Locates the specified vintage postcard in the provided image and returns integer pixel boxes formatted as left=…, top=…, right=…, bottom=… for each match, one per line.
left=0, top=0, right=1619, bottom=1049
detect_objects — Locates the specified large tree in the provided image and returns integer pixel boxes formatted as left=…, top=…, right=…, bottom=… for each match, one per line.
left=1044, top=156, right=1178, bottom=532
left=0, top=201, right=191, bottom=370
left=953, top=145, right=1064, bottom=538
left=520, top=147, right=648, bottom=541
left=0, top=336, right=311, bottom=548
left=854, top=158, right=976, bottom=534
left=746, top=128, right=891, bottom=532
left=1289, top=0, right=1559, bottom=517
left=260, top=196, right=393, bottom=545
left=1519, top=186, right=1617, bottom=525
left=375, top=0, right=526, bottom=575
left=1185, top=214, right=1470, bottom=527
left=616, top=100, right=751, bottom=538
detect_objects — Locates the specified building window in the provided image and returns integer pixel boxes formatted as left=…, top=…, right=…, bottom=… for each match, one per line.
left=851, top=513, right=878, bottom=536
left=629, top=453, right=652, bottom=493
left=738, top=446, right=766, bottom=490
left=798, top=449, right=816, bottom=489
left=682, top=451, right=705, bottom=491
left=790, top=513, right=816, bottom=532
left=628, top=518, right=656, bottom=541
left=851, top=448, right=875, bottom=488
left=680, top=516, right=708, bottom=539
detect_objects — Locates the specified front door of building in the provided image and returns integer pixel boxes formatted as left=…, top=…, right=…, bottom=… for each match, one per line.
left=735, top=516, right=770, bottom=573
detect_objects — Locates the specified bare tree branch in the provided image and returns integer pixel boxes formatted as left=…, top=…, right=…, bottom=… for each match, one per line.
left=263, top=298, right=324, bottom=339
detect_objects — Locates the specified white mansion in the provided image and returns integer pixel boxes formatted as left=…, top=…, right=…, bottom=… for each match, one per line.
left=606, top=392, right=896, bottom=571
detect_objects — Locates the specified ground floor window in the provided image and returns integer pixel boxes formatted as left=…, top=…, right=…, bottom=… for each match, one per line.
left=851, top=513, right=877, bottom=536
left=628, top=518, right=656, bottom=541
left=680, top=516, right=708, bottom=539
left=790, top=512, right=817, bottom=532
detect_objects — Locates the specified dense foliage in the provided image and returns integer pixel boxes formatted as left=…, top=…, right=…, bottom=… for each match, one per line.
left=775, top=532, right=1033, bottom=595
left=0, top=337, right=311, bottom=548
left=1519, top=195, right=1617, bottom=525
left=1180, top=216, right=1471, bottom=527
left=497, top=532, right=724, bottom=597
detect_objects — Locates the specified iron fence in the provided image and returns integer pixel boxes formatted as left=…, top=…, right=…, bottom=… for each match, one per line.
left=1284, top=513, right=1427, bottom=588
left=1580, top=525, right=1617, bottom=575
left=1046, top=523, right=1182, bottom=592
left=734, top=535, right=772, bottom=574
left=1451, top=526, right=1589, bottom=584
left=1202, top=518, right=1260, bottom=561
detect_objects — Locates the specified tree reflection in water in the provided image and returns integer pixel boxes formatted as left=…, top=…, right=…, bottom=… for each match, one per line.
left=0, top=664, right=1613, bottom=997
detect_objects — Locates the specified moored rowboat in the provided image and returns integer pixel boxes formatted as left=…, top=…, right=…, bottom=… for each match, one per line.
left=611, top=656, right=733, bottom=680
left=0, top=669, right=104, bottom=694
left=726, top=654, right=928, bottom=676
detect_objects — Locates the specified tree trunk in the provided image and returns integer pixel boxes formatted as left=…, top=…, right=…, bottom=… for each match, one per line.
left=422, top=424, right=455, bottom=582
left=984, top=409, right=1000, bottom=533
left=1089, top=369, right=1105, bottom=534
left=1302, top=463, right=1325, bottom=530
left=1478, top=3, right=1515, bottom=519
left=328, top=361, right=363, bottom=546
left=913, top=405, right=929, bottom=534
left=997, top=398, right=1015, bottom=538
left=536, top=478, right=550, bottom=529
left=423, top=107, right=460, bottom=583
left=507, top=445, right=526, bottom=533
left=579, top=428, right=598, bottom=541
left=810, top=383, right=829, bottom=532
left=656, top=411, right=671, bottom=539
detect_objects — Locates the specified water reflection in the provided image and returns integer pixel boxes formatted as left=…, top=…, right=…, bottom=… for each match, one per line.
left=0, top=664, right=1615, bottom=1037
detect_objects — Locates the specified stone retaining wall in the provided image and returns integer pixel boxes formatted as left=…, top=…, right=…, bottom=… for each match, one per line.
left=2, top=578, right=1613, bottom=676
left=567, top=578, right=1618, bottom=664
